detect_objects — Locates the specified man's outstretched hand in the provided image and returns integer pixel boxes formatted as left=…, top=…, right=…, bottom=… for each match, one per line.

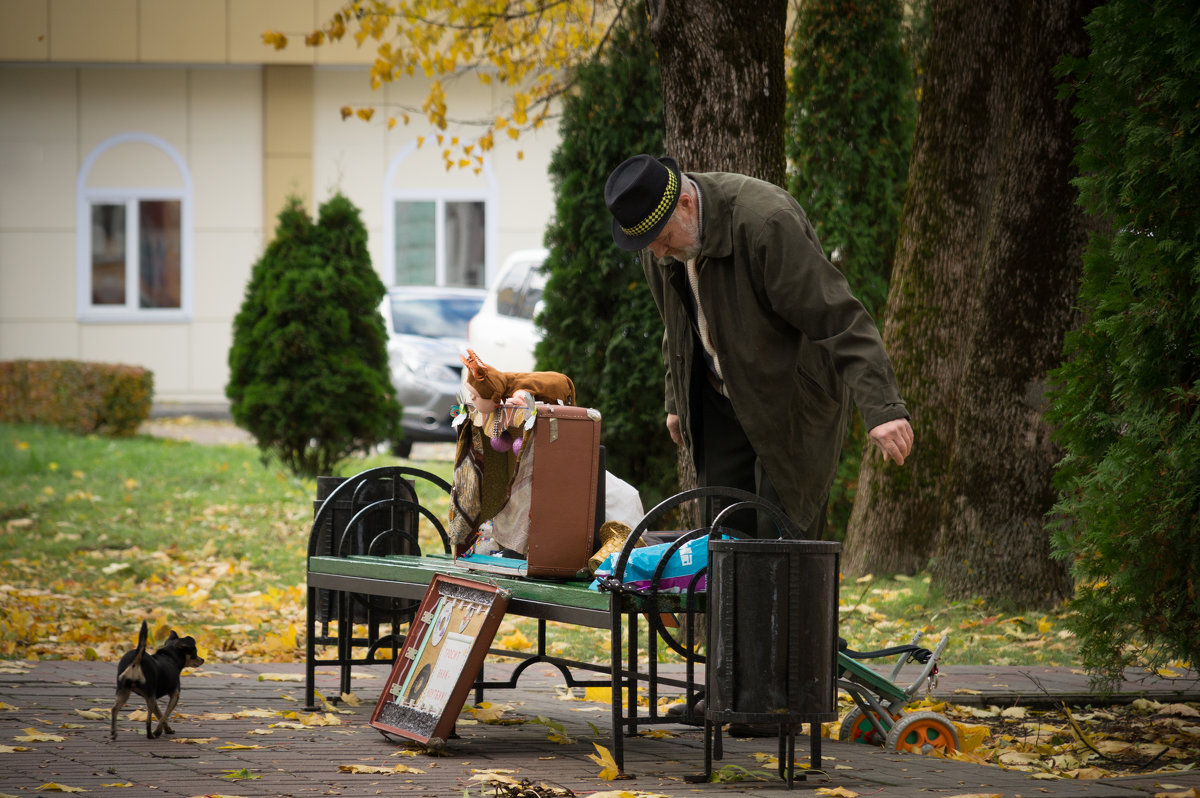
left=869, top=418, right=914, bottom=465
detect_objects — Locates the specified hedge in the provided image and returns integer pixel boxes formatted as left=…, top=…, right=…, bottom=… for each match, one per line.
left=0, top=359, right=153, bottom=437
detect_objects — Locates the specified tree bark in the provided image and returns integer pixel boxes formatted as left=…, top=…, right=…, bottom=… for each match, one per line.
left=843, top=0, right=1096, bottom=606
left=648, top=0, right=787, bottom=183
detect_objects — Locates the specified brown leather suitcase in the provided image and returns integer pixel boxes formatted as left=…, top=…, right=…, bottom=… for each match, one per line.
left=456, top=403, right=603, bottom=579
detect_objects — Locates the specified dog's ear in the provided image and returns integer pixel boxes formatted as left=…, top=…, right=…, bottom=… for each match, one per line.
left=166, top=630, right=180, bottom=641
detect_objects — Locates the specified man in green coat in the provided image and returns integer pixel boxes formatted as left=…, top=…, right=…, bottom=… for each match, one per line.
left=605, top=154, right=913, bottom=538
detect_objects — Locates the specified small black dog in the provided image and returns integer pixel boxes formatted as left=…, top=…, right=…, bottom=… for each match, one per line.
left=110, top=620, right=204, bottom=740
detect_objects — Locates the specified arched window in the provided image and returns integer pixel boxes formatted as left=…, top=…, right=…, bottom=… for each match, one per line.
left=76, top=133, right=193, bottom=321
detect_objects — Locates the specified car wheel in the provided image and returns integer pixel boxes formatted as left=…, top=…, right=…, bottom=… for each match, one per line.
left=390, top=439, right=413, bottom=458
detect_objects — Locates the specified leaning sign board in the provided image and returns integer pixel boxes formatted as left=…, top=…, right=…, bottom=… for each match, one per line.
left=369, top=574, right=510, bottom=744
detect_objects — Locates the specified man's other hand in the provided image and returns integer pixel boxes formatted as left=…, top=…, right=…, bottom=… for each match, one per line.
left=868, top=418, right=914, bottom=465
left=666, top=413, right=683, bottom=446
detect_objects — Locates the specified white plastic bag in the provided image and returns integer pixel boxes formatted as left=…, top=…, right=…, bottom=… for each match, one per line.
left=605, top=471, right=644, bottom=529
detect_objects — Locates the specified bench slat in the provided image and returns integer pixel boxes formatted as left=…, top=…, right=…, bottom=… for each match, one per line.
left=308, top=554, right=702, bottom=618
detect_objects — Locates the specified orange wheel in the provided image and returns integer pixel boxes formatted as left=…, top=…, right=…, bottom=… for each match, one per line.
left=839, top=707, right=900, bottom=746
left=884, top=711, right=959, bottom=755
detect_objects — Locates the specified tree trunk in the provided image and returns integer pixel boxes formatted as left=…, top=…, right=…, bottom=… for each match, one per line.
left=843, top=0, right=1096, bottom=606
left=932, top=0, right=1095, bottom=606
left=648, top=0, right=787, bottom=183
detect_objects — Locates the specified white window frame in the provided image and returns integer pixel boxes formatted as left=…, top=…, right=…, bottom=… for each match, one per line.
left=383, top=141, right=498, bottom=287
left=76, top=132, right=194, bottom=323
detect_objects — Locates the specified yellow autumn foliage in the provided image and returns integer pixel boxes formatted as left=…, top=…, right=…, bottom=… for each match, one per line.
left=264, top=0, right=610, bottom=170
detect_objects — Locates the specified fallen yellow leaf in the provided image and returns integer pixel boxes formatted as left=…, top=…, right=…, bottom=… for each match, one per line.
left=17, top=728, right=65, bottom=742
left=497, top=630, right=532, bottom=650
left=337, top=763, right=425, bottom=774
left=234, top=709, right=277, bottom=718
left=584, top=686, right=613, bottom=704
left=952, top=722, right=991, bottom=753
left=35, top=784, right=86, bottom=793
left=464, top=702, right=514, bottom=723
left=257, top=672, right=303, bottom=682
left=816, top=788, right=859, bottom=797
left=587, top=742, right=621, bottom=780
left=468, top=771, right=522, bottom=787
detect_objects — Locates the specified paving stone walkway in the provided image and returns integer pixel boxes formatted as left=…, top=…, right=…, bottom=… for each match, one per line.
left=2, top=659, right=1199, bottom=797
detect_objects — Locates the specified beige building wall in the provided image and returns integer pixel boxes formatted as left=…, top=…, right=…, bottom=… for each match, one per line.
left=0, top=0, right=559, bottom=406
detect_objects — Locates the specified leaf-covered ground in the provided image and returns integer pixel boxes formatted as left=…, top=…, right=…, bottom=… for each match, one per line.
left=2, top=421, right=1198, bottom=784
left=913, top=695, right=1200, bottom=780
left=468, top=688, right=1200, bottom=786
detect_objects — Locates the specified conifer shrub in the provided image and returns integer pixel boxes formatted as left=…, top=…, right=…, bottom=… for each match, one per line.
left=536, top=2, right=676, bottom=508
left=1048, top=0, right=1200, bottom=684
left=227, top=194, right=399, bottom=477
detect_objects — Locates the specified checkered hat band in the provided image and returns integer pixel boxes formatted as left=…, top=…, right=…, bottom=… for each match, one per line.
left=620, top=169, right=679, bottom=237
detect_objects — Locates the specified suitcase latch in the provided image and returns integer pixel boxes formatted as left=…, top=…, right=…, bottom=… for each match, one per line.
left=549, top=417, right=559, bottom=442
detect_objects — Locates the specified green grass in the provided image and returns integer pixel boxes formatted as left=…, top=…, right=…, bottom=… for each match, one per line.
left=0, top=421, right=1079, bottom=667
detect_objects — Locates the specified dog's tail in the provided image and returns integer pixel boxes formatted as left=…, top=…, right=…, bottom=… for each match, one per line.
left=117, top=620, right=149, bottom=686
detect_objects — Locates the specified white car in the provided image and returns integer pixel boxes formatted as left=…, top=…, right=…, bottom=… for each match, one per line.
left=466, top=248, right=548, bottom=373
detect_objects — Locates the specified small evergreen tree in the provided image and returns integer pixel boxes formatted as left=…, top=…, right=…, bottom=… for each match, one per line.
left=227, top=194, right=400, bottom=477
left=1049, top=0, right=1200, bottom=684
left=537, top=2, right=676, bottom=507
left=786, top=0, right=917, bottom=539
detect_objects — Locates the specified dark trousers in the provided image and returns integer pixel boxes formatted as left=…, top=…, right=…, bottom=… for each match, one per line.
left=694, top=376, right=826, bottom=539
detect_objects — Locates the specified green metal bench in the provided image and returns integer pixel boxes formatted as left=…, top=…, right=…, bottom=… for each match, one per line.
left=304, top=465, right=706, bottom=771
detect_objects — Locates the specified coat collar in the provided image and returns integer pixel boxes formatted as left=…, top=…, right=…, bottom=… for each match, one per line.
left=689, top=172, right=733, bottom=261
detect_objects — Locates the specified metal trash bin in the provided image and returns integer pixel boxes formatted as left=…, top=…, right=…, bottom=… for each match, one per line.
left=705, top=538, right=841, bottom=787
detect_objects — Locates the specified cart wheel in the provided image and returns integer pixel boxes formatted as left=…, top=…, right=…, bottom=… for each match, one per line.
left=839, top=707, right=900, bottom=746
left=884, top=711, right=959, bottom=755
